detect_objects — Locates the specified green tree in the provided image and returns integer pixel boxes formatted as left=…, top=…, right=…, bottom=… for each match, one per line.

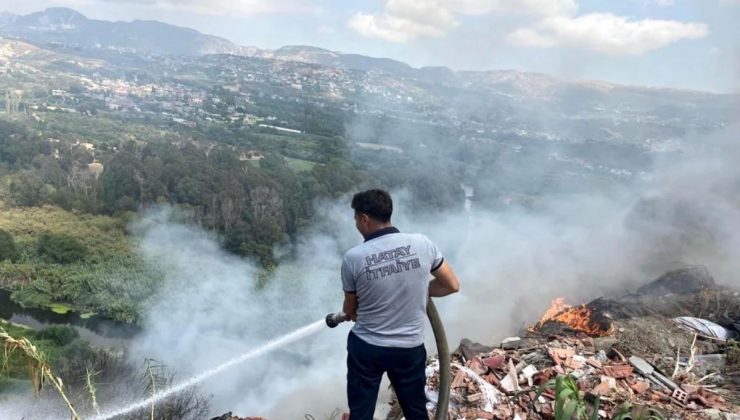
left=312, top=159, right=360, bottom=197
left=37, top=233, right=88, bottom=264
left=99, top=152, right=142, bottom=213
left=174, top=177, right=207, bottom=206
left=68, top=83, right=86, bottom=94
left=0, top=120, right=43, bottom=168
left=317, top=136, right=348, bottom=161
left=140, top=156, right=167, bottom=203
left=0, top=229, right=20, bottom=262
left=9, top=171, right=48, bottom=206
left=33, top=155, right=66, bottom=187
left=37, top=326, right=79, bottom=346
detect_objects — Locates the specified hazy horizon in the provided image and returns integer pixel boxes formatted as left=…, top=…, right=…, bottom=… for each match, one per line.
left=2, top=0, right=739, bottom=93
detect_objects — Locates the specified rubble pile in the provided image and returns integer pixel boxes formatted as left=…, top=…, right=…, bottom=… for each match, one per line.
left=397, top=266, right=740, bottom=419
left=219, top=266, right=739, bottom=420
left=210, top=412, right=267, bottom=420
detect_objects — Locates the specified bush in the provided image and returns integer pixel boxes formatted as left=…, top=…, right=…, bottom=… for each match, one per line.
left=59, top=338, right=95, bottom=362
left=37, top=233, right=89, bottom=264
left=37, top=325, right=79, bottom=347
left=10, top=281, right=53, bottom=309
left=0, top=229, right=19, bottom=262
left=9, top=171, right=48, bottom=206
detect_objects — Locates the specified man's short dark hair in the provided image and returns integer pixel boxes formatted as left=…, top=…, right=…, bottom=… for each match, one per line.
left=351, top=189, right=393, bottom=222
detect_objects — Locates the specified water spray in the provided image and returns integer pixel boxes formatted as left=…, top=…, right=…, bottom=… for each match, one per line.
left=92, top=320, right=326, bottom=420
left=325, top=297, right=451, bottom=420
left=94, top=298, right=448, bottom=420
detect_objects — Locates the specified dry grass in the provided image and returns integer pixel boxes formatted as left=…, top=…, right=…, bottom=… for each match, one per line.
left=0, top=327, right=80, bottom=419
left=86, top=367, right=101, bottom=416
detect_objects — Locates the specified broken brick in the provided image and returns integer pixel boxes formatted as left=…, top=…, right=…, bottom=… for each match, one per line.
left=630, top=381, right=650, bottom=394
left=483, top=372, right=500, bottom=387
left=551, top=347, right=576, bottom=359
left=533, top=370, right=554, bottom=386
left=482, top=354, right=506, bottom=370
left=564, top=355, right=586, bottom=370
left=681, top=384, right=700, bottom=395
left=467, top=392, right=482, bottom=402
left=586, top=357, right=602, bottom=369
left=469, top=356, right=488, bottom=375
left=602, top=364, right=634, bottom=379
left=451, top=370, right=466, bottom=388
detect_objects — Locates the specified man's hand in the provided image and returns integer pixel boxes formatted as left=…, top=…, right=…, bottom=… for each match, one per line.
left=429, top=261, right=460, bottom=297
left=343, top=291, right=358, bottom=321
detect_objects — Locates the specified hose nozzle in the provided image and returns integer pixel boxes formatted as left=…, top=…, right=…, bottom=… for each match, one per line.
left=325, top=312, right=348, bottom=328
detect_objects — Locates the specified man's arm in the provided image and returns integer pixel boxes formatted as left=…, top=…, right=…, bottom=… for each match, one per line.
left=429, top=261, right=460, bottom=297
left=343, top=292, right=358, bottom=321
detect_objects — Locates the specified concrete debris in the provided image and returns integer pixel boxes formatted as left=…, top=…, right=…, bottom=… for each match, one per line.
left=233, top=267, right=740, bottom=420
left=387, top=268, right=740, bottom=419
left=210, top=413, right=267, bottom=420
left=411, top=327, right=739, bottom=419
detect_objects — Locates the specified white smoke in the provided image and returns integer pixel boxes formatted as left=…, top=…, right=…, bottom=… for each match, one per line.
left=125, top=207, right=353, bottom=417
left=122, top=123, right=740, bottom=417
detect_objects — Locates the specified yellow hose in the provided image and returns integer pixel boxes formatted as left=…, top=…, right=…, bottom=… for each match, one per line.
left=427, top=297, right=450, bottom=420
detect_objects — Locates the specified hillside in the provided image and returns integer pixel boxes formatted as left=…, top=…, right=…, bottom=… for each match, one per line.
left=0, top=7, right=738, bottom=419
left=0, top=7, right=254, bottom=56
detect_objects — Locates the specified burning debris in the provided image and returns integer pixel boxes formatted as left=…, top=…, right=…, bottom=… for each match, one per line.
left=397, top=266, right=740, bottom=419
left=210, top=413, right=267, bottom=420
left=529, top=297, right=617, bottom=338
left=231, top=266, right=739, bottom=419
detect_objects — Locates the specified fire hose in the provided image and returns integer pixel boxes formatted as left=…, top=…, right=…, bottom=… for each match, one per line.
left=326, top=297, right=450, bottom=420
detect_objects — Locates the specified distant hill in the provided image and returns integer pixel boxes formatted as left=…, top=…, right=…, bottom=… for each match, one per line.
left=0, top=7, right=255, bottom=56
left=0, top=7, right=728, bottom=100
left=260, top=45, right=416, bottom=76
left=0, top=9, right=426, bottom=76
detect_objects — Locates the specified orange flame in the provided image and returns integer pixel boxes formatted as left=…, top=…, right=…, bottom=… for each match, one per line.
left=531, top=298, right=616, bottom=337
left=540, top=297, right=569, bottom=321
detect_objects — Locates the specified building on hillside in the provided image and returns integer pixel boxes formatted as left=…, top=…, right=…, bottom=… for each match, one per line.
left=88, top=161, right=104, bottom=178
left=239, top=150, right=264, bottom=161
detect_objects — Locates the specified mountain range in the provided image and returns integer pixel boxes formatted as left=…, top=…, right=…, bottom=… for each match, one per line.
left=0, top=7, right=606, bottom=90
left=1, top=7, right=732, bottom=98
left=0, top=8, right=419, bottom=73
left=0, top=7, right=255, bottom=56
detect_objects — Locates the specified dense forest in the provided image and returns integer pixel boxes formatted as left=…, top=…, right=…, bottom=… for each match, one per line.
left=0, top=105, right=470, bottom=325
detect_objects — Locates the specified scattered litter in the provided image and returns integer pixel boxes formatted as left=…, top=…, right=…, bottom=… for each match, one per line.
left=674, top=317, right=738, bottom=341
left=391, top=267, right=740, bottom=420
left=521, top=364, right=538, bottom=387
left=451, top=362, right=503, bottom=412
left=227, top=267, right=740, bottom=420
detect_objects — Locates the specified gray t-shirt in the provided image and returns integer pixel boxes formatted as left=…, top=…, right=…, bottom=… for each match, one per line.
left=341, top=228, right=444, bottom=348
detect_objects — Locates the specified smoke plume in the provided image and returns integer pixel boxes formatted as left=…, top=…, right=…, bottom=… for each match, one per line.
left=121, top=123, right=740, bottom=417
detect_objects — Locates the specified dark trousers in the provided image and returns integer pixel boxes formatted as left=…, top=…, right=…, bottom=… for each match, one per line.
left=346, top=331, right=428, bottom=420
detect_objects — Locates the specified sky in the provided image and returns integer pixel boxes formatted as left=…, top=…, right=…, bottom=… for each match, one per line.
left=2, top=0, right=739, bottom=92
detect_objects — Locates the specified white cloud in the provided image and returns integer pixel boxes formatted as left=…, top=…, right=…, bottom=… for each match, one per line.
left=348, top=0, right=577, bottom=43
left=506, top=27, right=558, bottom=48
left=100, top=0, right=316, bottom=16
left=438, top=0, right=577, bottom=17
left=349, top=12, right=449, bottom=43
left=348, top=0, right=459, bottom=43
left=507, top=13, right=708, bottom=55
left=655, top=0, right=675, bottom=6
left=350, top=0, right=707, bottom=56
